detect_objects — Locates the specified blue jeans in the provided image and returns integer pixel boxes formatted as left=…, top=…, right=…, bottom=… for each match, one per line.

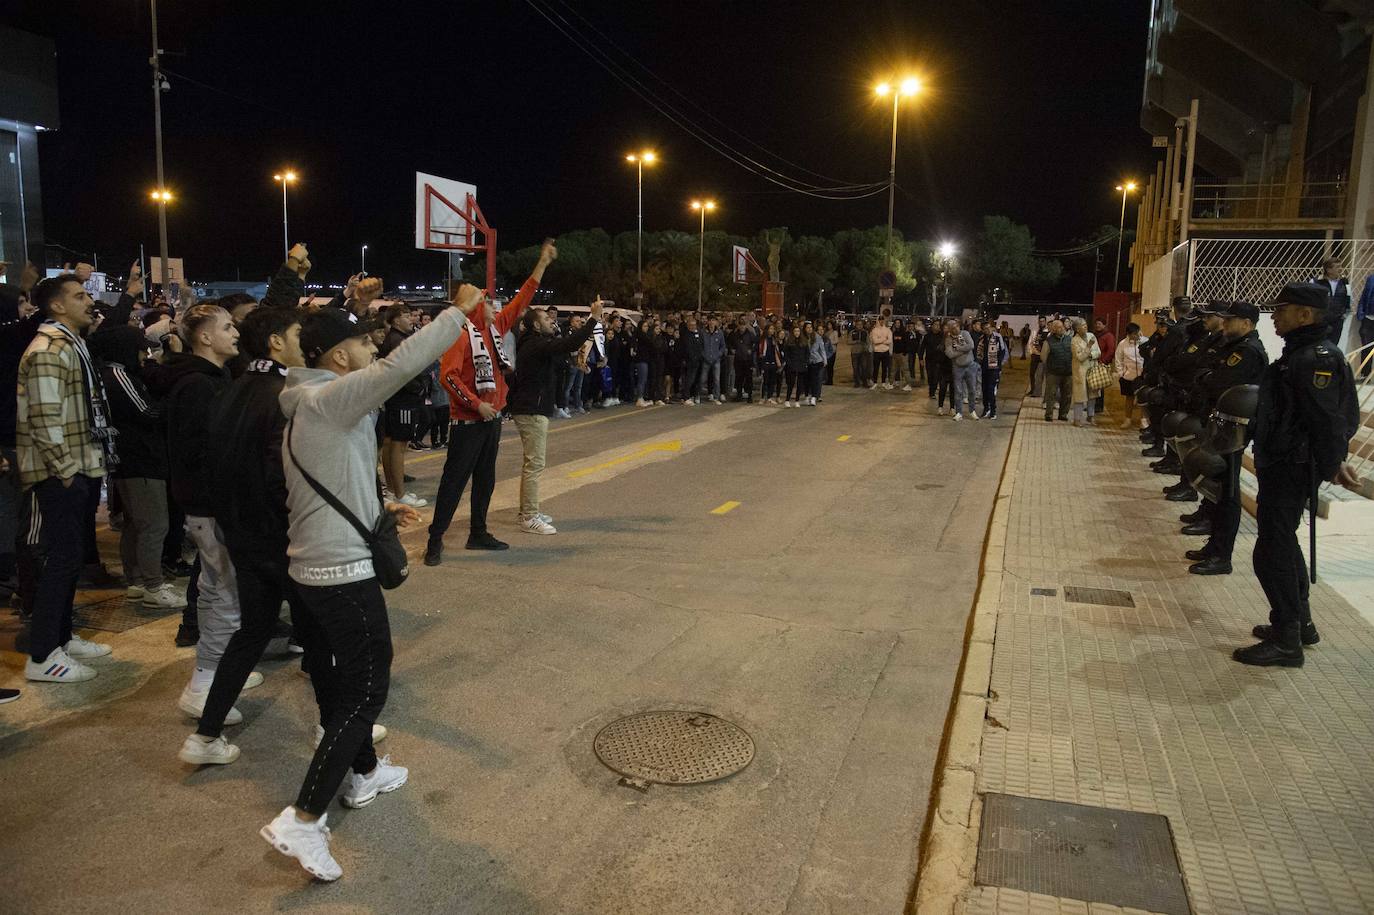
left=952, top=363, right=978, bottom=415
left=635, top=362, right=649, bottom=400
left=564, top=370, right=584, bottom=411
left=698, top=360, right=721, bottom=399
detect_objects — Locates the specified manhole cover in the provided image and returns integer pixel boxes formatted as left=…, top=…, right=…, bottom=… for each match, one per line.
left=1063, top=586, right=1135, bottom=608
left=1030, top=587, right=1058, bottom=597
left=593, top=711, right=755, bottom=785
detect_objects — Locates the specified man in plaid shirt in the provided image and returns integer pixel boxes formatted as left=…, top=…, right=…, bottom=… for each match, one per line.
left=17, top=274, right=113, bottom=683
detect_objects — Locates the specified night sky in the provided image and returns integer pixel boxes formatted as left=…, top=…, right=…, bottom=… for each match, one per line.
left=10, top=1, right=1152, bottom=288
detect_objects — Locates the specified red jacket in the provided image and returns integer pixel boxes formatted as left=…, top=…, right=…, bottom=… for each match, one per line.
left=1096, top=331, right=1117, bottom=365
left=439, top=277, right=538, bottom=421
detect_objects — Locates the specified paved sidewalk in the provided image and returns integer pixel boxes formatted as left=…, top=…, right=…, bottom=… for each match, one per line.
left=927, top=403, right=1374, bottom=915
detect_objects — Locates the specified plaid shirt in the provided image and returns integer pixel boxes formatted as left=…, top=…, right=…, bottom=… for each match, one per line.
left=16, top=323, right=106, bottom=488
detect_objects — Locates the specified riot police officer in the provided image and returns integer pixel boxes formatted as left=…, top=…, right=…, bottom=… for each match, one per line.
left=1183, top=302, right=1269, bottom=574
left=1141, top=297, right=1196, bottom=457
left=1235, top=282, right=1361, bottom=668
left=1156, top=302, right=1226, bottom=490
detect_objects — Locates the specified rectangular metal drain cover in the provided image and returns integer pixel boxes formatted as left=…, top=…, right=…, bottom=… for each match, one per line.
left=73, top=595, right=179, bottom=633
left=976, top=793, right=1190, bottom=914
left=1029, top=587, right=1057, bottom=597
left=1063, top=586, right=1135, bottom=608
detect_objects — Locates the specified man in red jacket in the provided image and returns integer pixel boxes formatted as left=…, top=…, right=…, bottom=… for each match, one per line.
left=1093, top=318, right=1117, bottom=415
left=425, top=240, right=557, bottom=564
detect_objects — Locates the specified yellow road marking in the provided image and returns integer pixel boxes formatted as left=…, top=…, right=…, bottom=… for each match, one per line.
left=710, top=500, right=741, bottom=515
left=837, top=434, right=851, bottom=442
left=567, top=440, right=682, bottom=478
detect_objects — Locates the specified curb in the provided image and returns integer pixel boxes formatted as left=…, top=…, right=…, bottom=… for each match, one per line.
left=909, top=400, right=1023, bottom=914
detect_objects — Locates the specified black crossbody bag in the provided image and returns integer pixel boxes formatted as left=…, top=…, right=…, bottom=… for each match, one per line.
left=285, top=419, right=409, bottom=589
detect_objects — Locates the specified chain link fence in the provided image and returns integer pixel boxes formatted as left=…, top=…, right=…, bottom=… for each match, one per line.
left=1187, top=238, right=1372, bottom=306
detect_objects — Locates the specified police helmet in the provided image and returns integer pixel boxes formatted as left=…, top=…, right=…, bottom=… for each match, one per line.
left=1160, top=410, right=1191, bottom=439
left=1134, top=384, right=1154, bottom=406
left=1182, top=447, right=1227, bottom=503
left=1207, top=384, right=1259, bottom=455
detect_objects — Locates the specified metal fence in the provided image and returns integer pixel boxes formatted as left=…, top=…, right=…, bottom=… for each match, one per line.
left=1186, top=238, right=1374, bottom=309
left=1190, top=180, right=1347, bottom=223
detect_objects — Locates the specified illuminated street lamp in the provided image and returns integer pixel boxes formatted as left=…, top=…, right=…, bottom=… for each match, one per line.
left=1114, top=181, right=1138, bottom=292
left=690, top=199, right=717, bottom=309
left=273, top=170, right=298, bottom=259
left=874, top=75, right=923, bottom=272
left=937, top=241, right=957, bottom=316
left=626, top=151, right=657, bottom=294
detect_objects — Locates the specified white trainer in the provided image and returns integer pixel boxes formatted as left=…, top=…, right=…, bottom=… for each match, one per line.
left=243, top=671, right=264, bottom=690
left=341, top=755, right=409, bottom=808
left=953, top=412, right=964, bottom=422
left=312, top=723, right=389, bottom=750
left=398, top=492, right=428, bottom=508
left=521, top=515, right=557, bottom=535
left=24, top=647, right=96, bottom=683
left=937, top=406, right=947, bottom=416
left=902, top=384, right=912, bottom=392
left=260, top=808, right=342, bottom=882
left=536, top=512, right=553, bottom=525
left=65, top=634, right=112, bottom=660
left=141, top=583, right=188, bottom=610
left=178, top=684, right=243, bottom=725
left=126, top=585, right=146, bottom=601
left=178, top=733, right=240, bottom=765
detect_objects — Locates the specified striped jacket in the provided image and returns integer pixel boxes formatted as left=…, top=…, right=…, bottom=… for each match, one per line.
left=16, top=323, right=106, bottom=488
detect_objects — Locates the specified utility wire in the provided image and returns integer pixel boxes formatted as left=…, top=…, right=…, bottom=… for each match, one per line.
left=524, top=0, right=887, bottom=199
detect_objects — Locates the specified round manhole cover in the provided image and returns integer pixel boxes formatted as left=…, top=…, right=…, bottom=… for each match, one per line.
left=593, top=711, right=755, bottom=785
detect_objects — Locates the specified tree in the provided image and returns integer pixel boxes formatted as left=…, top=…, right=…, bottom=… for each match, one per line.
left=963, top=215, right=1061, bottom=301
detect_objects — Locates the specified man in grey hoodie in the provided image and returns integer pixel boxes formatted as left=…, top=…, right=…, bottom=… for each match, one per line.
left=699, top=317, right=726, bottom=403
left=258, top=284, right=483, bottom=882
left=944, top=319, right=978, bottom=421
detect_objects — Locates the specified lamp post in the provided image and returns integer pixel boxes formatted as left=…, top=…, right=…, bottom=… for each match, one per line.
left=148, top=0, right=171, bottom=292
left=625, top=151, right=657, bottom=294
left=361, top=244, right=368, bottom=274
left=874, top=76, right=922, bottom=271
left=1114, top=181, right=1137, bottom=292
left=273, top=170, right=298, bottom=259
left=690, top=199, right=716, bottom=310
left=937, top=241, right=957, bottom=317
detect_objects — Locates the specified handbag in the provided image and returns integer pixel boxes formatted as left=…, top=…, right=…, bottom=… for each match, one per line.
left=1086, top=360, right=1114, bottom=392
left=285, top=419, right=409, bottom=590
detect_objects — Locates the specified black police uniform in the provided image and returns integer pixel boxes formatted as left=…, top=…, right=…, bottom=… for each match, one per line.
left=1189, top=328, right=1268, bottom=568
left=1240, top=321, right=1359, bottom=666
left=1141, top=321, right=1191, bottom=454
left=1154, top=322, right=1222, bottom=481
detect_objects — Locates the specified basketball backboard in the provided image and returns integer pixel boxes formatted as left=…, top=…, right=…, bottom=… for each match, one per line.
left=415, top=172, right=478, bottom=251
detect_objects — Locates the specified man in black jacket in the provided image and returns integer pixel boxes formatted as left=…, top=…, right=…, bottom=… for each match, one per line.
left=509, top=300, right=601, bottom=535
left=1235, top=282, right=1361, bottom=667
left=163, top=303, right=242, bottom=721
left=679, top=316, right=705, bottom=404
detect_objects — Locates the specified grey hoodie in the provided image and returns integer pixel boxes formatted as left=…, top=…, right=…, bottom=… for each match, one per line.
left=945, top=330, right=975, bottom=367
left=279, top=307, right=467, bottom=586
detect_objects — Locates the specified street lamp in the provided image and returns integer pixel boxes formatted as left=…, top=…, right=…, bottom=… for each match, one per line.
left=1114, top=181, right=1137, bottom=292
left=937, top=241, right=957, bottom=317
left=874, top=76, right=923, bottom=272
left=690, top=199, right=717, bottom=310
left=361, top=244, right=368, bottom=274
left=273, top=170, right=298, bottom=260
left=626, top=151, right=658, bottom=295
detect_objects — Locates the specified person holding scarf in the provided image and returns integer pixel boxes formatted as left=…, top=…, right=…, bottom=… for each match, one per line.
left=17, top=275, right=115, bottom=683
left=976, top=320, right=1009, bottom=419
left=426, top=240, right=557, bottom=565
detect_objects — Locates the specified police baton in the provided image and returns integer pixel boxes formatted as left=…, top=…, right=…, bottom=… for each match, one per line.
left=1309, top=461, right=1319, bottom=584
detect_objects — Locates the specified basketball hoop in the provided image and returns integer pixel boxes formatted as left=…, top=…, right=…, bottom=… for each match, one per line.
left=415, top=171, right=497, bottom=296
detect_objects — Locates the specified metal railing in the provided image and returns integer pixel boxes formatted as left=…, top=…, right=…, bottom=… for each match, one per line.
left=1190, top=180, right=1347, bottom=222
left=1186, top=238, right=1374, bottom=308
left=1344, top=341, right=1374, bottom=489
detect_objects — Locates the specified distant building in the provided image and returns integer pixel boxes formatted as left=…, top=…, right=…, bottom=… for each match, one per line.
left=195, top=280, right=270, bottom=301
left=0, top=25, right=58, bottom=276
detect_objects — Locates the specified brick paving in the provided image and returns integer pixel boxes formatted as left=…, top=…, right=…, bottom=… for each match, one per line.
left=964, top=407, right=1374, bottom=915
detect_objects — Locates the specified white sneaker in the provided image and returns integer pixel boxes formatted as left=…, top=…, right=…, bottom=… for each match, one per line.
left=636, top=399, right=650, bottom=407
left=261, top=808, right=342, bottom=882
left=869, top=383, right=877, bottom=389
left=521, top=515, right=557, bottom=535
left=141, top=583, right=188, bottom=610
left=25, top=647, right=96, bottom=683
left=784, top=400, right=793, bottom=408
left=885, top=382, right=894, bottom=390
left=606, top=398, right=620, bottom=407
left=178, top=684, right=243, bottom=725
left=341, top=755, right=409, bottom=808
left=937, top=406, right=947, bottom=416
left=65, top=634, right=112, bottom=660
left=953, top=412, right=964, bottom=422
left=243, top=670, right=264, bottom=690
left=713, top=398, right=723, bottom=405
left=537, top=512, right=553, bottom=524
left=179, top=733, right=240, bottom=765
left=683, top=399, right=696, bottom=407
left=902, top=384, right=912, bottom=392
left=126, top=584, right=146, bottom=601
left=808, top=396, right=817, bottom=406
left=312, top=723, right=389, bottom=750
left=973, top=412, right=982, bottom=421
left=653, top=400, right=665, bottom=406
left=399, top=492, right=428, bottom=508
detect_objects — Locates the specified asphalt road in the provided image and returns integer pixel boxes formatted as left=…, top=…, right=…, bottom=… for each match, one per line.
left=0, top=371, right=1020, bottom=915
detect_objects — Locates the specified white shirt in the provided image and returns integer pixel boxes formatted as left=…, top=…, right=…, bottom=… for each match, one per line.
left=1114, top=337, right=1144, bottom=381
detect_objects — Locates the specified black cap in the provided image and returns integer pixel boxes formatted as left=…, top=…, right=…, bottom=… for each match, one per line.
left=1268, top=281, right=1330, bottom=312
left=1223, top=301, right=1260, bottom=322
left=1197, top=299, right=1228, bottom=316
left=300, top=308, right=381, bottom=365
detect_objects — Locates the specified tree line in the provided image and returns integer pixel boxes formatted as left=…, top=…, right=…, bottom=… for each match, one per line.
left=469, top=215, right=1062, bottom=313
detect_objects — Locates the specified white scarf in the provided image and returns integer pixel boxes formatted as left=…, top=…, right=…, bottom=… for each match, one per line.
left=48, top=321, right=117, bottom=468
left=466, top=320, right=510, bottom=393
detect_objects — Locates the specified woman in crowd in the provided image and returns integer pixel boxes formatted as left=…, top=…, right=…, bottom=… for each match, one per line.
left=782, top=324, right=809, bottom=407
left=975, top=322, right=1009, bottom=419
left=890, top=319, right=911, bottom=390
left=806, top=321, right=826, bottom=406
left=1113, top=321, right=1145, bottom=430
left=759, top=324, right=784, bottom=404
left=926, top=322, right=952, bottom=413
left=1069, top=317, right=1101, bottom=427
left=662, top=321, right=680, bottom=403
